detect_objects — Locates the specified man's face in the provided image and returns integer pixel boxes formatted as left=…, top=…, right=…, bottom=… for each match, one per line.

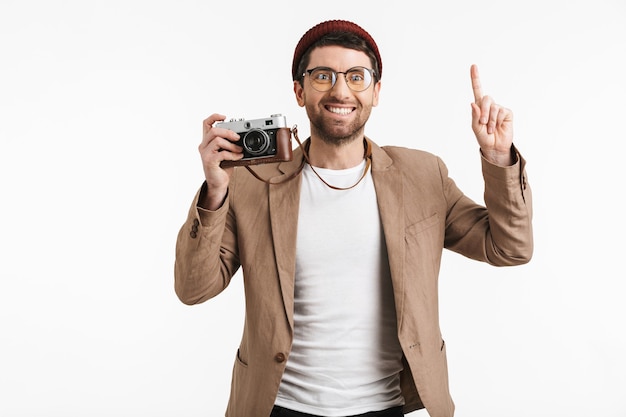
left=294, top=45, right=380, bottom=146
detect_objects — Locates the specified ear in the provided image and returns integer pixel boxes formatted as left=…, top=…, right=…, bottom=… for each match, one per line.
left=372, top=80, right=381, bottom=107
left=294, top=80, right=305, bottom=107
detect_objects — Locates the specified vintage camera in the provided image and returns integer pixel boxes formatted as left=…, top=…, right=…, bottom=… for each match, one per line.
left=216, top=114, right=293, bottom=167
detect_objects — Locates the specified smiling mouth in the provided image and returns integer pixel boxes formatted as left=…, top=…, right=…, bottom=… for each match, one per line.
left=326, top=106, right=354, bottom=115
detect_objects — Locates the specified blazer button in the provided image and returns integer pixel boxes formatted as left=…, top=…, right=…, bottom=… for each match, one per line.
left=190, top=220, right=199, bottom=239
left=274, top=352, right=286, bottom=363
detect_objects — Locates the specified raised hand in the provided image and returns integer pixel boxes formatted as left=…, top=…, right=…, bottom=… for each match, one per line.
left=470, top=65, right=514, bottom=166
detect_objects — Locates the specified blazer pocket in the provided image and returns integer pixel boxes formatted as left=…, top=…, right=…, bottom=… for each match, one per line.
left=405, top=212, right=439, bottom=237
left=235, top=348, right=249, bottom=368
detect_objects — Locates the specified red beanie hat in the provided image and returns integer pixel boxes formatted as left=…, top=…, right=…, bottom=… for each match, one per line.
left=292, top=19, right=382, bottom=81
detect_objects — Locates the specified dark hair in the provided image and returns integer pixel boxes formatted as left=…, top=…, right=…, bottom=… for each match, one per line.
left=295, top=31, right=380, bottom=87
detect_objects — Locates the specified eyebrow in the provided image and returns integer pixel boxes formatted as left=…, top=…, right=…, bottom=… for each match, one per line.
left=309, top=66, right=367, bottom=72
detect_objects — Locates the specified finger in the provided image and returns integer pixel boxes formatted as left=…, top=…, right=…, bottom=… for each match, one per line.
left=199, top=136, right=243, bottom=164
left=496, top=106, right=510, bottom=129
left=201, top=118, right=239, bottom=149
left=211, top=126, right=241, bottom=145
left=220, top=150, right=245, bottom=164
left=488, top=103, right=500, bottom=134
left=470, top=64, right=483, bottom=104
left=200, top=132, right=242, bottom=155
left=479, top=95, right=493, bottom=125
left=213, top=135, right=243, bottom=153
left=203, top=113, right=226, bottom=134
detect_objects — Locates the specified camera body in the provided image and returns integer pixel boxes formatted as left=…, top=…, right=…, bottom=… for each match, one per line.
left=216, top=114, right=292, bottom=167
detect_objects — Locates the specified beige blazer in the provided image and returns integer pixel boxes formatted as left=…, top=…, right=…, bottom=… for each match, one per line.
left=175, top=140, right=533, bottom=417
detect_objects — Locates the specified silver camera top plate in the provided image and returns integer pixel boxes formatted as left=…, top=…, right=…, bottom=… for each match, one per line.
left=216, top=114, right=287, bottom=133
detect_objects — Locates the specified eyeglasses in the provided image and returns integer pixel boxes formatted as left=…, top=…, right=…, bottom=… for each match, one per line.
left=302, top=66, right=377, bottom=92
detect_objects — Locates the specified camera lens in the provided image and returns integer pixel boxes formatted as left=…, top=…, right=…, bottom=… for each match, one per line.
left=242, top=129, right=270, bottom=156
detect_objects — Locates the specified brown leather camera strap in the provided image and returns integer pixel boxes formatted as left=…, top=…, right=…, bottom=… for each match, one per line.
left=245, top=157, right=305, bottom=184
left=246, top=125, right=372, bottom=190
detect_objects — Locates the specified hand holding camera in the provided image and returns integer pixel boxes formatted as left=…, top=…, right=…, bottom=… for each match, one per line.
left=198, top=113, right=293, bottom=210
left=216, top=114, right=293, bottom=168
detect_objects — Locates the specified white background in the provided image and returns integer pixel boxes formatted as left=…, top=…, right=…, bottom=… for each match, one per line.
left=1, top=0, right=625, bottom=416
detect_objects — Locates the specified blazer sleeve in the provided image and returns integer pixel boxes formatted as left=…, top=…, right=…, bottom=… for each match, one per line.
left=174, top=181, right=241, bottom=305
left=443, top=146, right=533, bottom=266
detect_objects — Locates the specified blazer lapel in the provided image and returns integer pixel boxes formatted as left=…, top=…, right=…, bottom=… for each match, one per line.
left=268, top=147, right=305, bottom=332
left=370, top=142, right=406, bottom=321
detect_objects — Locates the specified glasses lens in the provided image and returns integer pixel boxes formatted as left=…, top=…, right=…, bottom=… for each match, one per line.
left=346, top=67, right=371, bottom=92
left=309, top=68, right=334, bottom=91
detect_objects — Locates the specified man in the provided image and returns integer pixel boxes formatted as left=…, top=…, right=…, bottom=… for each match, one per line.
left=175, top=19, right=533, bottom=417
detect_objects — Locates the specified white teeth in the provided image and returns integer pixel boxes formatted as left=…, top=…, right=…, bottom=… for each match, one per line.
left=328, top=107, right=352, bottom=115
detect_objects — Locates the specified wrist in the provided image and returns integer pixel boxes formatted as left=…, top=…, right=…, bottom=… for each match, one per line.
left=481, top=147, right=515, bottom=166
left=198, top=182, right=228, bottom=211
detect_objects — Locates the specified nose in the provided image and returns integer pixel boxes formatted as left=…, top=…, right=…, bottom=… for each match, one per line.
left=329, top=73, right=351, bottom=98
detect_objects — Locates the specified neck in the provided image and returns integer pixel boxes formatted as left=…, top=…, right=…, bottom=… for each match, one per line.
left=307, top=136, right=366, bottom=169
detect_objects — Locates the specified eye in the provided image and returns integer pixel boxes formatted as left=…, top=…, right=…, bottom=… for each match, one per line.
left=348, top=73, right=365, bottom=82
left=347, top=69, right=367, bottom=83
left=312, top=68, right=333, bottom=82
left=316, top=73, right=331, bottom=81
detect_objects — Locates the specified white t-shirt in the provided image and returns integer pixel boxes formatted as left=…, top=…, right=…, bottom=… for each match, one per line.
left=275, top=161, right=404, bottom=416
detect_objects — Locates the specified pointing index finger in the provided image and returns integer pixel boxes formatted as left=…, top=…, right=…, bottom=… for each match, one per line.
left=470, top=64, right=483, bottom=103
